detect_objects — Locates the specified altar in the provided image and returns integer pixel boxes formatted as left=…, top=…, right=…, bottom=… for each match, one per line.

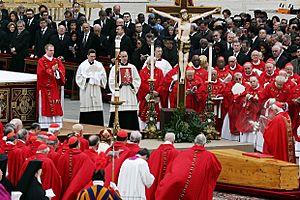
left=0, top=70, right=37, bottom=126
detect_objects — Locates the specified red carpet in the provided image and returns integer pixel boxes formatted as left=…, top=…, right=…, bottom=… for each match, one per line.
left=216, top=183, right=300, bottom=200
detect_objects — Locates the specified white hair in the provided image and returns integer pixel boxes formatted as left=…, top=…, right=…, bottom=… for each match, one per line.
left=164, top=132, right=175, bottom=143
left=130, top=131, right=142, bottom=143
left=249, top=76, right=258, bottom=82
left=10, top=118, right=23, bottom=130
left=194, top=134, right=207, bottom=145
left=72, top=124, right=83, bottom=132
left=36, top=147, right=50, bottom=154
left=275, top=75, right=286, bottom=83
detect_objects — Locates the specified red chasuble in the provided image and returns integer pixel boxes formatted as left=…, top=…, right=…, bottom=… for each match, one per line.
left=215, top=67, right=231, bottom=82
left=236, top=85, right=263, bottom=133
left=223, top=81, right=249, bottom=134
left=186, top=75, right=206, bottom=113
left=84, top=148, right=98, bottom=163
left=260, top=81, right=291, bottom=104
left=47, top=147, right=60, bottom=166
left=258, top=71, right=278, bottom=88
left=104, top=142, right=131, bottom=185
left=225, top=63, right=244, bottom=75
left=57, top=148, right=95, bottom=200
left=77, top=136, right=89, bottom=152
left=155, top=145, right=221, bottom=200
left=20, top=153, right=62, bottom=200
left=138, top=66, right=164, bottom=122
left=37, top=56, right=65, bottom=117
left=251, top=59, right=265, bottom=71
left=263, top=112, right=296, bottom=163
left=125, top=142, right=141, bottom=157
left=162, top=65, right=178, bottom=108
left=146, top=143, right=179, bottom=200
left=16, top=140, right=32, bottom=158
left=3, top=143, right=25, bottom=186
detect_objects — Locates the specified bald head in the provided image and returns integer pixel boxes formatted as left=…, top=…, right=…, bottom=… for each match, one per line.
left=88, top=135, right=100, bottom=147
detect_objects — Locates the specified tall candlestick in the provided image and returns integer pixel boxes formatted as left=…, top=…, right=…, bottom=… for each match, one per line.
left=150, top=40, right=154, bottom=80
left=208, top=43, right=213, bottom=82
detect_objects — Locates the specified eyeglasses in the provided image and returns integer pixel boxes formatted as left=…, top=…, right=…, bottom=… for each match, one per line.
left=228, top=60, right=235, bottom=62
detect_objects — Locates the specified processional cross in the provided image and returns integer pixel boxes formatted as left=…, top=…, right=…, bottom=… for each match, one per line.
left=147, top=0, right=221, bottom=107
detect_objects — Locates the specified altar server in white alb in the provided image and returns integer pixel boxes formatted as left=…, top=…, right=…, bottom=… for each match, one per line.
left=118, top=148, right=155, bottom=200
left=108, top=51, right=141, bottom=130
left=76, top=49, right=107, bottom=125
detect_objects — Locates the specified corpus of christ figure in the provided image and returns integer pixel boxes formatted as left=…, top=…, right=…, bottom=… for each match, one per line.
left=149, top=7, right=220, bottom=83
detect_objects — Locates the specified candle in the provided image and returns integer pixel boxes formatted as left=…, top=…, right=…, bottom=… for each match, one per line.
left=115, top=36, right=121, bottom=49
left=208, top=43, right=213, bottom=82
left=150, top=40, right=154, bottom=80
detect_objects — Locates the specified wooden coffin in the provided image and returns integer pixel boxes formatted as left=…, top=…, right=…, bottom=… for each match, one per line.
left=211, top=149, right=299, bottom=190
left=0, top=70, right=37, bottom=127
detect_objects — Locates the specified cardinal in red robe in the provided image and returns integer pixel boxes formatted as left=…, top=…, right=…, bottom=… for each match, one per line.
left=259, top=61, right=278, bottom=88
left=83, top=135, right=99, bottom=163
left=225, top=56, right=244, bottom=76
left=260, top=76, right=292, bottom=105
left=251, top=50, right=265, bottom=71
left=138, top=61, right=164, bottom=124
left=37, top=44, right=65, bottom=129
left=206, top=70, right=226, bottom=132
left=72, top=124, right=89, bottom=152
left=162, top=65, right=178, bottom=108
left=215, top=56, right=232, bottom=83
left=155, top=134, right=221, bottom=200
left=57, top=136, right=95, bottom=200
left=19, top=144, right=62, bottom=200
left=263, top=102, right=296, bottom=163
left=236, top=76, right=263, bottom=133
left=146, top=133, right=179, bottom=200
left=3, top=133, right=25, bottom=187
left=223, top=73, right=249, bottom=135
left=104, top=130, right=131, bottom=186
left=242, top=62, right=260, bottom=84
left=185, top=66, right=206, bottom=113
left=46, top=136, right=61, bottom=166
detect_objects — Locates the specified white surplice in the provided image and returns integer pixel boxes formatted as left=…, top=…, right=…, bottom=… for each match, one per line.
left=118, top=155, right=155, bottom=200
left=109, top=63, right=141, bottom=112
left=75, top=60, right=107, bottom=112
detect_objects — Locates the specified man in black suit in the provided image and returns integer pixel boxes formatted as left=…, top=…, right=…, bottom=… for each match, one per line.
left=111, top=25, right=133, bottom=59
left=272, top=44, right=289, bottom=69
left=190, top=23, right=200, bottom=51
left=123, top=12, right=135, bottom=37
left=34, top=5, right=52, bottom=21
left=41, top=10, right=56, bottom=31
left=112, top=5, right=122, bottom=21
left=72, top=2, right=85, bottom=22
left=93, top=9, right=114, bottom=37
left=199, top=20, right=213, bottom=42
left=232, top=41, right=249, bottom=65
left=190, top=38, right=209, bottom=59
left=248, top=26, right=260, bottom=51
left=93, top=24, right=108, bottom=56
left=0, top=10, right=8, bottom=32
left=137, top=13, right=151, bottom=35
left=9, top=20, right=30, bottom=72
left=0, top=1, right=8, bottom=20
left=34, top=18, right=54, bottom=58
left=25, top=8, right=38, bottom=48
left=58, top=10, right=73, bottom=33
left=49, top=25, right=70, bottom=59
left=79, top=22, right=96, bottom=61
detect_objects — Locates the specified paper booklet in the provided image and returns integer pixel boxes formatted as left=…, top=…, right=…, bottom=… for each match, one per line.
left=45, top=188, right=56, bottom=198
left=11, top=191, right=22, bottom=200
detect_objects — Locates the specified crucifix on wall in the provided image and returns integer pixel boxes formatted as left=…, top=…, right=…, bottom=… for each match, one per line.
left=147, top=0, right=221, bottom=107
